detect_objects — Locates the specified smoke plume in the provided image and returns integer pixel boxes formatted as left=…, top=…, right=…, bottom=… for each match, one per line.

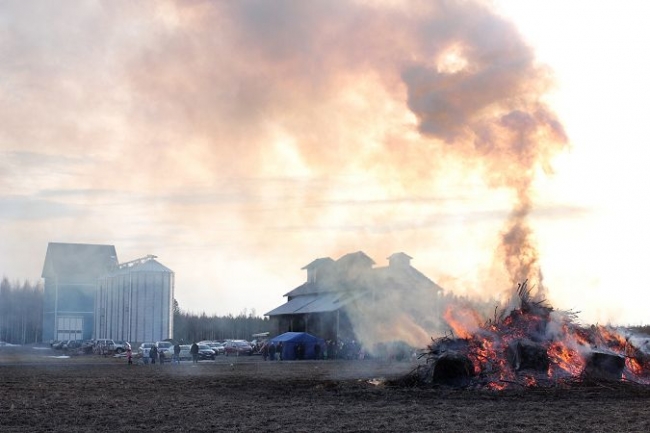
left=399, top=3, right=568, bottom=298
left=0, top=0, right=567, bottom=328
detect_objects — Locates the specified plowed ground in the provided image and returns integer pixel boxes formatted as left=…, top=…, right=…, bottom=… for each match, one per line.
left=1, top=346, right=650, bottom=432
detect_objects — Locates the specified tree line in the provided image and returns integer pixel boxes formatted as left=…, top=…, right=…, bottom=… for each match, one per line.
left=0, top=277, right=271, bottom=344
left=0, top=277, right=43, bottom=344
left=172, top=300, right=271, bottom=343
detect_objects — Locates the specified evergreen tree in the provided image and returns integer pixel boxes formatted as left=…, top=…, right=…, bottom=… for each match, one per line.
left=171, top=299, right=270, bottom=343
left=0, top=277, right=43, bottom=344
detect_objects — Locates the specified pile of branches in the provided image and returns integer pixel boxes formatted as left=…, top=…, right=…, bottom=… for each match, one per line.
left=397, top=281, right=650, bottom=390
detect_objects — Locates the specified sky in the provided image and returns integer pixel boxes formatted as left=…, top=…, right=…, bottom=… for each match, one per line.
left=1, top=0, right=649, bottom=327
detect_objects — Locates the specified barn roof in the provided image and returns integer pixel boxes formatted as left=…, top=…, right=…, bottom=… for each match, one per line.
left=265, top=295, right=320, bottom=316
left=265, top=290, right=367, bottom=316
left=301, top=257, right=335, bottom=270
left=336, top=251, right=375, bottom=267
left=284, top=282, right=319, bottom=297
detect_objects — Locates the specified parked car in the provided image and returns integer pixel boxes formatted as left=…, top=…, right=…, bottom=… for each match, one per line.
left=138, top=342, right=156, bottom=358
left=178, top=344, right=192, bottom=361
left=63, top=340, right=83, bottom=352
left=205, top=342, right=224, bottom=356
left=198, top=341, right=224, bottom=356
left=223, top=340, right=253, bottom=356
left=51, top=340, right=66, bottom=350
left=197, top=344, right=216, bottom=360
left=156, top=341, right=174, bottom=362
left=94, top=339, right=116, bottom=354
left=113, top=341, right=130, bottom=354
left=80, top=340, right=95, bottom=354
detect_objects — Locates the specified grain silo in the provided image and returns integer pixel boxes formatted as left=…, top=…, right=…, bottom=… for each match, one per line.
left=95, top=255, right=174, bottom=343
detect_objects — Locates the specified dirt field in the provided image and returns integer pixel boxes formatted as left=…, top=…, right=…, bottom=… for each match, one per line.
left=1, top=346, right=650, bottom=432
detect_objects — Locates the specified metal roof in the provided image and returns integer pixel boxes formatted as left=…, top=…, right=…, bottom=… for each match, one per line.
left=42, top=242, right=117, bottom=279
left=265, top=291, right=367, bottom=316
left=336, top=251, right=375, bottom=267
left=293, top=291, right=366, bottom=314
left=265, top=295, right=320, bottom=316
left=111, top=257, right=173, bottom=275
left=301, top=257, right=335, bottom=270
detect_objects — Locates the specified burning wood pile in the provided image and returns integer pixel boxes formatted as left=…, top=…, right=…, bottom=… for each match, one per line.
left=411, top=281, right=650, bottom=390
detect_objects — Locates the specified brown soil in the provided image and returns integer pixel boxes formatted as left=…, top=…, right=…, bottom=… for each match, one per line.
left=1, top=346, right=650, bottom=432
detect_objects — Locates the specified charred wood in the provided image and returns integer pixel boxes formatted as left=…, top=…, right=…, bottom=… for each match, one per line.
left=507, top=339, right=550, bottom=372
left=431, top=351, right=475, bottom=387
left=584, top=351, right=625, bottom=380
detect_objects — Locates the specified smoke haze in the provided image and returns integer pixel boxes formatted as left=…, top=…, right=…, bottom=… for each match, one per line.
left=4, top=0, right=642, bottom=336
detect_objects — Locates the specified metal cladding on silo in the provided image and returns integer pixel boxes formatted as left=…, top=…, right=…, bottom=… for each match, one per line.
left=95, top=256, right=174, bottom=343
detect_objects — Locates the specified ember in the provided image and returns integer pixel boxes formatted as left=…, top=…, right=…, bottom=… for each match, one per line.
left=414, top=281, right=650, bottom=389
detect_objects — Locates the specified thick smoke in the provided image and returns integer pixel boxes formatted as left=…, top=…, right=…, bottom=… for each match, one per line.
left=1, top=0, right=567, bottom=331
left=126, top=0, right=567, bottom=296
left=400, top=4, right=568, bottom=298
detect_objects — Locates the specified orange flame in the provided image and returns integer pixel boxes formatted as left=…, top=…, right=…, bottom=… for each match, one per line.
left=547, top=341, right=585, bottom=377
left=443, top=305, right=482, bottom=339
left=434, top=294, right=650, bottom=388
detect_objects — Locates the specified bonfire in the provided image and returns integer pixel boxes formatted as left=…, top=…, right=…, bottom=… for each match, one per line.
left=411, top=281, right=650, bottom=390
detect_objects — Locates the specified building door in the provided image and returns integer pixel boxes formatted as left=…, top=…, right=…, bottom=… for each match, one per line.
left=57, top=316, right=83, bottom=341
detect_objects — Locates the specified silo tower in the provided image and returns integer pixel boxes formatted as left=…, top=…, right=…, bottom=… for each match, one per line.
left=95, top=255, right=174, bottom=343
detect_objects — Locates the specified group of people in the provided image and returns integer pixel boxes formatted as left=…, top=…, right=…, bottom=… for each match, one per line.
left=259, top=340, right=324, bottom=360
left=127, top=338, right=370, bottom=364
left=261, top=339, right=367, bottom=361
left=260, top=341, right=283, bottom=361
left=144, top=341, right=200, bottom=365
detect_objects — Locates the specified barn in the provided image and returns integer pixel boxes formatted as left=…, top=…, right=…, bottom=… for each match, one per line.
left=265, top=251, right=443, bottom=352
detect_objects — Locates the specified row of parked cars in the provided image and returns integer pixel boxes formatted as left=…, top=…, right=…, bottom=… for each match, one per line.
left=137, top=341, right=212, bottom=362
left=50, top=338, right=256, bottom=359
left=50, top=339, right=131, bottom=354
left=137, top=340, right=255, bottom=362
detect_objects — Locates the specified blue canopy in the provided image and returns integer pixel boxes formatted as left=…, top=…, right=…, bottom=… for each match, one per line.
left=268, top=332, right=325, bottom=360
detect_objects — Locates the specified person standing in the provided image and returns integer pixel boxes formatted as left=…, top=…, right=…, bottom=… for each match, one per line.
left=261, top=342, right=269, bottom=361
left=173, top=342, right=181, bottom=364
left=297, top=342, right=305, bottom=360
left=149, top=344, right=158, bottom=365
left=314, top=342, right=321, bottom=360
left=126, top=342, right=132, bottom=365
left=190, top=342, right=199, bottom=364
left=268, top=342, right=276, bottom=361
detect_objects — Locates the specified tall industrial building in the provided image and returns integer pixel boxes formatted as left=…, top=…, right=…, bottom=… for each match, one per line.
left=42, top=242, right=118, bottom=342
left=42, top=243, right=174, bottom=343
left=94, top=255, right=174, bottom=343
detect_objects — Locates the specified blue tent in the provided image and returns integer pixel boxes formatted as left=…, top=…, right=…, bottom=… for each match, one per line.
left=269, top=332, right=326, bottom=360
